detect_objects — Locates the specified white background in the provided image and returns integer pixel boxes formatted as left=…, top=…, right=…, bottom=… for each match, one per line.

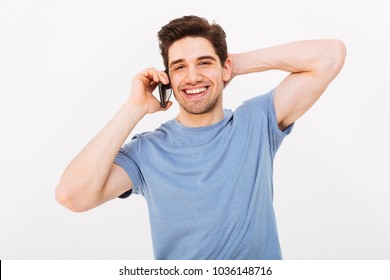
left=1, top=0, right=389, bottom=259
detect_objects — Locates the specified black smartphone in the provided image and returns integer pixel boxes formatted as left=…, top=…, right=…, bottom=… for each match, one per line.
left=158, top=70, right=172, bottom=108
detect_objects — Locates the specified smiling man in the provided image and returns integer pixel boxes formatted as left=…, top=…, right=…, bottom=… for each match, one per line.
left=168, top=37, right=228, bottom=124
left=56, top=16, right=346, bottom=259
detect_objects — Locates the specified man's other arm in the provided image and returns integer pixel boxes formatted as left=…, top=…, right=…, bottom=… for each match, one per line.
left=229, top=40, right=346, bottom=130
left=55, top=69, right=171, bottom=212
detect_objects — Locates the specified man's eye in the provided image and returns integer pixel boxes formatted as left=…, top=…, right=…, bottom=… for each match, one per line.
left=200, top=61, right=211, bottom=65
left=174, top=65, right=184, bottom=71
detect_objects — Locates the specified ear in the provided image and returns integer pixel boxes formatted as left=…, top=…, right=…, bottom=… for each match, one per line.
left=222, top=57, right=232, bottom=82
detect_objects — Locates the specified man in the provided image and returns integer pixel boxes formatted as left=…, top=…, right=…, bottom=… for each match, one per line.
left=56, top=15, right=346, bottom=259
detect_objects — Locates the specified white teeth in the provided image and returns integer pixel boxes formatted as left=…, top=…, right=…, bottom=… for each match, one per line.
left=185, top=87, right=207, bottom=95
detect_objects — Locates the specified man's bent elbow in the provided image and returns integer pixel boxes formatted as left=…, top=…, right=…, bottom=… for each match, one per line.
left=55, top=182, right=94, bottom=213
left=328, top=39, right=347, bottom=73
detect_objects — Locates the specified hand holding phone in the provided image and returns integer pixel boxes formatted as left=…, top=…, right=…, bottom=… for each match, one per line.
left=158, top=71, right=172, bottom=108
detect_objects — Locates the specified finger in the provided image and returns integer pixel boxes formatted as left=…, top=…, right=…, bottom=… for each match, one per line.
left=139, top=67, right=159, bottom=82
left=150, top=80, right=158, bottom=88
left=141, top=68, right=169, bottom=84
left=158, top=71, right=169, bottom=85
left=152, top=70, right=160, bottom=83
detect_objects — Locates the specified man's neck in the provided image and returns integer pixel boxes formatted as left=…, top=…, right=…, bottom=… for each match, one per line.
left=175, top=108, right=225, bottom=128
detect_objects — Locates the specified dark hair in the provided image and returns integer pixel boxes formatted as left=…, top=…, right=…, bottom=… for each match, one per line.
left=157, top=15, right=228, bottom=70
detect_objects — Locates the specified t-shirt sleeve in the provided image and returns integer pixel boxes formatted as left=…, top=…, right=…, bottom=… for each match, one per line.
left=114, top=135, right=144, bottom=197
left=238, top=88, right=293, bottom=157
left=267, top=89, right=294, bottom=154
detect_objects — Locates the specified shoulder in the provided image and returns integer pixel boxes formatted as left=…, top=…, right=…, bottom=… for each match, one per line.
left=235, top=89, right=274, bottom=117
left=122, top=120, right=177, bottom=152
left=131, top=120, right=174, bottom=142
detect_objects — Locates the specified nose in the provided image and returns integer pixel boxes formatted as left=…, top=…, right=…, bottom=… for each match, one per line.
left=185, top=66, right=202, bottom=85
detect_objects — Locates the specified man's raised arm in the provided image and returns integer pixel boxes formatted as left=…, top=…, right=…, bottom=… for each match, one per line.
left=55, top=68, right=171, bottom=212
left=229, top=40, right=346, bottom=129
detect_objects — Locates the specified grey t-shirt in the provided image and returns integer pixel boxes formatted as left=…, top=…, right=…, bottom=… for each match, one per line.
left=114, top=89, right=293, bottom=259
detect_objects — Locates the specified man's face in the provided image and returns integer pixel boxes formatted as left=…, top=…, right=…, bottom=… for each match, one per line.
left=167, top=36, right=231, bottom=115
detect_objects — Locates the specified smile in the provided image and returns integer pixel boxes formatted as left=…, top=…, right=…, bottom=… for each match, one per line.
left=184, top=87, right=208, bottom=95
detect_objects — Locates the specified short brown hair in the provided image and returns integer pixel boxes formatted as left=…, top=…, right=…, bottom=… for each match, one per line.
left=157, top=15, right=228, bottom=71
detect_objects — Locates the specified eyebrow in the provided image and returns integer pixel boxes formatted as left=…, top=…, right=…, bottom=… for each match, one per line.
left=169, top=58, right=185, bottom=68
left=169, top=55, right=217, bottom=68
